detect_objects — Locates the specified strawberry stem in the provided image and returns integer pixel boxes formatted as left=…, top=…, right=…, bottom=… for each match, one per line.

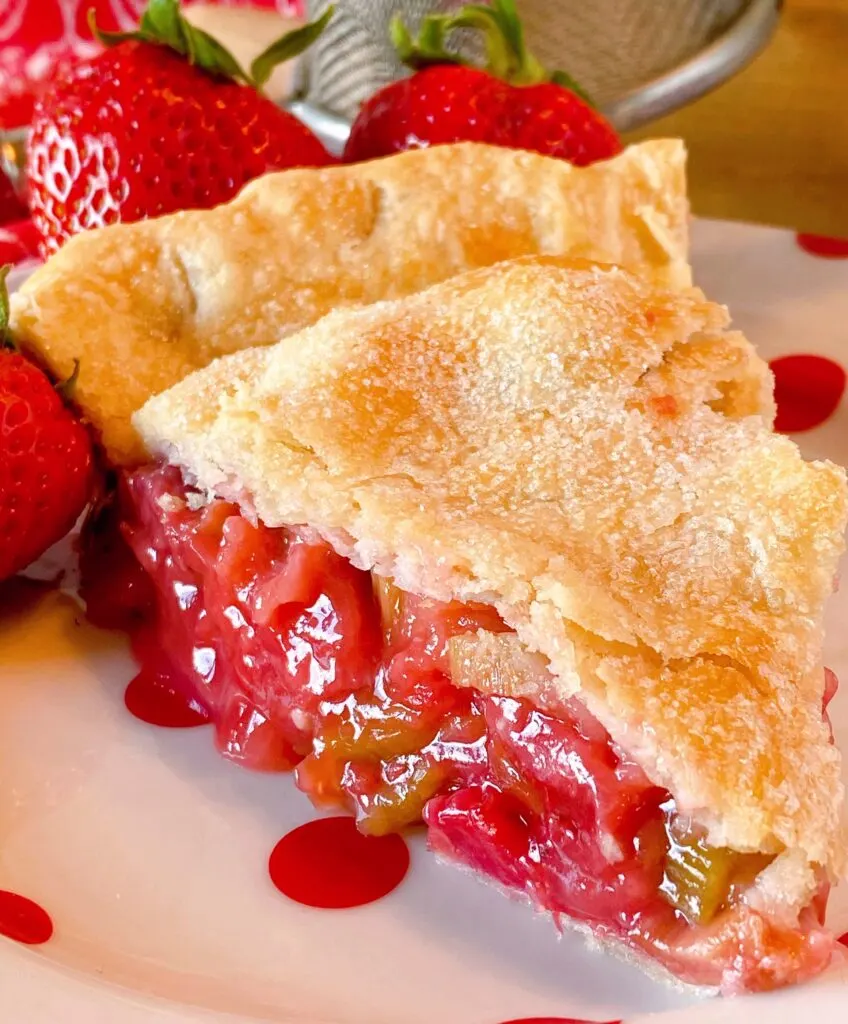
left=0, top=265, right=82, bottom=392
left=55, top=359, right=81, bottom=401
left=392, top=0, right=594, bottom=105
left=0, top=264, right=14, bottom=351
left=89, top=0, right=334, bottom=92
left=390, top=15, right=458, bottom=69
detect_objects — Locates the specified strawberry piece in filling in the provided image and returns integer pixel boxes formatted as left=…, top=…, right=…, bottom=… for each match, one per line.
left=81, top=464, right=836, bottom=993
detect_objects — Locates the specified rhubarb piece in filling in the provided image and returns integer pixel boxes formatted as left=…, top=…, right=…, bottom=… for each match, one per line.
left=86, top=464, right=837, bottom=994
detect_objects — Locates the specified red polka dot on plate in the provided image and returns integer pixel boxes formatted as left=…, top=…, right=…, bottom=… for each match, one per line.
left=796, top=234, right=848, bottom=258
left=498, top=1019, right=620, bottom=1023
left=0, top=890, right=53, bottom=945
left=269, top=815, right=409, bottom=909
left=124, top=668, right=210, bottom=728
left=839, top=932, right=848, bottom=949
left=770, top=354, right=846, bottom=433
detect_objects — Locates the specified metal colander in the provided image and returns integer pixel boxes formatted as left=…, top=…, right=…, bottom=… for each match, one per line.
left=290, top=0, right=779, bottom=150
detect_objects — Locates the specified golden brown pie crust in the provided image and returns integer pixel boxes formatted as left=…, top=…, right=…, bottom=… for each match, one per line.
left=10, top=140, right=689, bottom=465
left=134, top=256, right=848, bottom=888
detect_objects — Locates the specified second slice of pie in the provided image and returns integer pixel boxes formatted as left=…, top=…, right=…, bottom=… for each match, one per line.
left=112, top=256, right=847, bottom=993
left=11, top=139, right=687, bottom=465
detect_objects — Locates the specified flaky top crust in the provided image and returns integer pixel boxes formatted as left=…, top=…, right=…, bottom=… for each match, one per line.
left=10, top=140, right=689, bottom=465
left=135, top=256, right=847, bottom=878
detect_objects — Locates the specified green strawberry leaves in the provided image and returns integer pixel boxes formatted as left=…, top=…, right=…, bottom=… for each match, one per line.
left=90, top=0, right=334, bottom=92
left=392, top=0, right=595, bottom=105
left=89, top=0, right=252, bottom=83
left=137, top=0, right=189, bottom=52
left=175, top=20, right=252, bottom=86
left=391, top=13, right=458, bottom=69
left=550, top=69, right=593, bottom=105
left=251, top=6, right=335, bottom=88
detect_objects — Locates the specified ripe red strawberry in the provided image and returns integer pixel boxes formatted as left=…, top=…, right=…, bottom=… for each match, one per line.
left=0, top=174, right=27, bottom=229
left=498, top=81, right=623, bottom=166
left=0, top=269, right=94, bottom=580
left=27, top=0, right=335, bottom=257
left=345, top=64, right=511, bottom=156
left=344, top=0, right=621, bottom=168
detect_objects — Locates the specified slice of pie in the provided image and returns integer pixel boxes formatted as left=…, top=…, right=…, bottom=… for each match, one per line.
left=10, top=139, right=688, bottom=466
left=111, top=255, right=846, bottom=994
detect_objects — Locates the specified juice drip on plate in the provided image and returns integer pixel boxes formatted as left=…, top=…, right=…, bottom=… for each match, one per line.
left=124, top=667, right=211, bottom=728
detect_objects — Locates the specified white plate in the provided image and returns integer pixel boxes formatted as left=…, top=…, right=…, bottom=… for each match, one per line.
left=2, top=220, right=848, bottom=1024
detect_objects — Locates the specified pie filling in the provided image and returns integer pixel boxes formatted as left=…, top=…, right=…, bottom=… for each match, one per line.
left=81, top=464, right=836, bottom=994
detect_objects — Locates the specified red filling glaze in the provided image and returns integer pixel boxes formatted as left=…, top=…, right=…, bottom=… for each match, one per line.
left=0, top=890, right=54, bottom=945
left=268, top=816, right=410, bottom=908
left=81, top=465, right=837, bottom=993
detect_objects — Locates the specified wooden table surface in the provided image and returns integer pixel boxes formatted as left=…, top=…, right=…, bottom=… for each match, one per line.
left=624, top=0, right=848, bottom=236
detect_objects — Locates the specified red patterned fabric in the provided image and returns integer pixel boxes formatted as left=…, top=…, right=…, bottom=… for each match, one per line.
left=0, top=1, right=303, bottom=103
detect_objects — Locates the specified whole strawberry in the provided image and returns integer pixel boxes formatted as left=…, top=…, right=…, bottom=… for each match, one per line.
left=343, top=0, right=621, bottom=168
left=0, top=269, right=93, bottom=580
left=28, top=0, right=336, bottom=257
